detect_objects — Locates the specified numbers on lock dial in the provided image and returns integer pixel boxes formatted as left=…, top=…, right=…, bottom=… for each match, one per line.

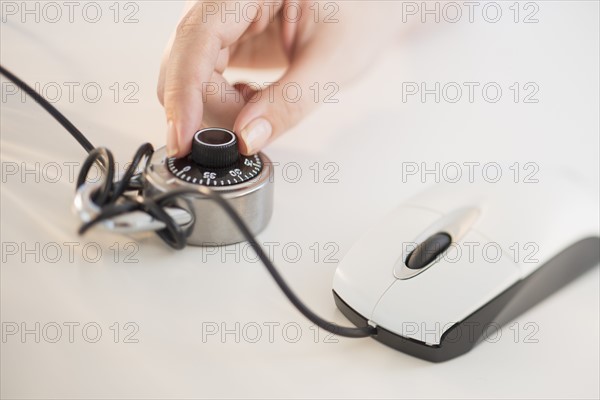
left=167, top=154, right=263, bottom=186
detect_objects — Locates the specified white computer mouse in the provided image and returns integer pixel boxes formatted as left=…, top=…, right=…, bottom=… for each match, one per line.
left=332, top=171, right=599, bottom=362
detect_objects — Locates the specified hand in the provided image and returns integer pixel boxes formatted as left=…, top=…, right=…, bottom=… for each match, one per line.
left=157, top=1, right=404, bottom=157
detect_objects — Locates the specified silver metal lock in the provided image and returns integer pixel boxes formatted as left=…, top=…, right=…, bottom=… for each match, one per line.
left=144, top=128, right=274, bottom=246
left=74, top=128, right=274, bottom=246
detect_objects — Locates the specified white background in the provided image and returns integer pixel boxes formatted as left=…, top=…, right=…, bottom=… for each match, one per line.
left=1, top=1, right=599, bottom=398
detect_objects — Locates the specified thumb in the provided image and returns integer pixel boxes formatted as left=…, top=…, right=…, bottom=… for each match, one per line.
left=233, top=56, right=329, bottom=155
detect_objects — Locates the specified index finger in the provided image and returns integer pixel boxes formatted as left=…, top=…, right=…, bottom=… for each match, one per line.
left=163, top=2, right=253, bottom=157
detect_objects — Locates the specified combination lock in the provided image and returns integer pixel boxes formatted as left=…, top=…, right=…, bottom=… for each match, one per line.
left=144, top=128, right=274, bottom=246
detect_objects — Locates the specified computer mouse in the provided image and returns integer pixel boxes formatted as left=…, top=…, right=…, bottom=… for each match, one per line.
left=332, top=172, right=600, bottom=362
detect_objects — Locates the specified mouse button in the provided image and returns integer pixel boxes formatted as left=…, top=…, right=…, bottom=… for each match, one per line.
left=403, top=183, right=485, bottom=215
left=372, top=231, right=522, bottom=345
left=394, top=207, right=480, bottom=279
left=405, top=232, right=452, bottom=270
left=332, top=206, right=440, bottom=320
left=409, top=207, right=480, bottom=245
left=472, top=181, right=599, bottom=276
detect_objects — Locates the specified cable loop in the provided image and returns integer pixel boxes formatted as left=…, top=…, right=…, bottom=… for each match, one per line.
left=75, top=143, right=188, bottom=249
left=1, top=63, right=376, bottom=339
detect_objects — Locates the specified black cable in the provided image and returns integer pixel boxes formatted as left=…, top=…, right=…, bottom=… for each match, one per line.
left=157, top=188, right=376, bottom=338
left=0, top=64, right=376, bottom=339
left=0, top=64, right=95, bottom=153
left=76, top=147, right=115, bottom=206
left=110, top=143, right=154, bottom=202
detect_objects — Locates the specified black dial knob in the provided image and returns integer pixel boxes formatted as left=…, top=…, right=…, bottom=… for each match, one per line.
left=168, top=127, right=263, bottom=187
left=192, top=128, right=239, bottom=168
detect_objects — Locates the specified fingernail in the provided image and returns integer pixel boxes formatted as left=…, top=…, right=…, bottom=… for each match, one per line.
left=240, top=118, right=272, bottom=154
left=166, top=120, right=178, bottom=157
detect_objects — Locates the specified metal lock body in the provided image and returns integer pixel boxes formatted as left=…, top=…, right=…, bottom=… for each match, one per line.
left=144, top=128, right=274, bottom=246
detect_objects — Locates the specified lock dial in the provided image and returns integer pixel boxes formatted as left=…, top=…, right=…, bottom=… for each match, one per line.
left=145, top=127, right=274, bottom=246
left=167, top=128, right=263, bottom=186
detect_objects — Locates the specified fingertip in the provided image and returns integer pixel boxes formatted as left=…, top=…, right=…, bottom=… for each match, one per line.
left=164, top=89, right=204, bottom=158
left=175, top=126, right=193, bottom=157
left=237, top=136, right=252, bottom=156
left=166, top=120, right=178, bottom=157
left=238, top=117, right=273, bottom=156
left=165, top=116, right=194, bottom=158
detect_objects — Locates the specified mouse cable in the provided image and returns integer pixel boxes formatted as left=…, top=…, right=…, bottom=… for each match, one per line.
left=0, top=64, right=376, bottom=339
left=0, top=64, right=95, bottom=153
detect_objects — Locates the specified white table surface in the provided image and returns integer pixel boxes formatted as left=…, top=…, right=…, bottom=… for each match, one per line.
left=1, top=1, right=599, bottom=399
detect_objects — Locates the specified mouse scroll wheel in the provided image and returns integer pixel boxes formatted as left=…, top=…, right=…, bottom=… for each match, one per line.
left=406, top=232, right=452, bottom=270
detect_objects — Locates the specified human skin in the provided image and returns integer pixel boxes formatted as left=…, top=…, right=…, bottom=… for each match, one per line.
left=157, top=1, right=407, bottom=158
